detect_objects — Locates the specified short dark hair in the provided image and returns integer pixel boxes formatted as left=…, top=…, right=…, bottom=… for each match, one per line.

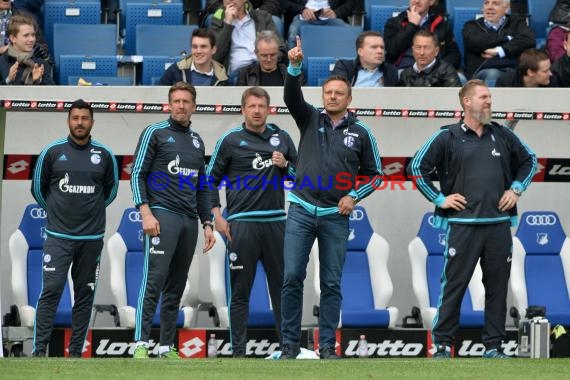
left=191, top=28, right=216, bottom=48
left=355, top=30, right=383, bottom=52
left=168, top=82, right=197, bottom=103
left=68, top=99, right=93, bottom=118
left=241, top=86, right=270, bottom=107
left=412, top=29, right=439, bottom=46
left=322, top=75, right=352, bottom=96
left=517, top=48, right=550, bottom=76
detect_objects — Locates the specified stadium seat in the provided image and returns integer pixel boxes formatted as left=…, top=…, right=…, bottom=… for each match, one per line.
left=58, top=55, right=118, bottom=85
left=307, top=57, right=350, bottom=86
left=299, top=25, right=362, bottom=69
left=106, top=208, right=196, bottom=328
left=135, top=24, right=198, bottom=56
left=453, top=7, right=482, bottom=59
left=369, top=5, right=406, bottom=33
left=9, top=204, right=74, bottom=329
left=527, top=0, right=557, bottom=46
left=312, top=205, right=398, bottom=328
left=67, top=75, right=133, bottom=86
left=208, top=210, right=276, bottom=328
left=139, top=56, right=179, bottom=86
left=408, top=212, right=485, bottom=329
left=123, top=1, right=184, bottom=55
left=52, top=24, right=117, bottom=84
left=43, top=0, right=102, bottom=56
left=362, top=0, right=406, bottom=30
left=511, top=211, right=570, bottom=325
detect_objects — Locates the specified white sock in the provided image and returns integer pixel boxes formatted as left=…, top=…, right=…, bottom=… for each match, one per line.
left=135, top=341, right=148, bottom=348
left=159, top=345, right=171, bottom=355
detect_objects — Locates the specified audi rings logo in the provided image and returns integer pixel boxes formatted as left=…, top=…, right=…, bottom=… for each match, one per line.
left=350, top=209, right=364, bottom=221
left=525, top=214, right=557, bottom=226
left=128, top=211, right=142, bottom=223
left=30, top=208, right=47, bottom=219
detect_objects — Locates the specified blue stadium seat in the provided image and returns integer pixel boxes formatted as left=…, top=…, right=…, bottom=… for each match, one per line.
left=527, top=0, right=557, bottom=46
left=106, top=208, right=195, bottom=328
left=408, top=212, right=485, bottom=329
left=306, top=57, right=347, bottom=86
left=52, top=24, right=117, bottom=83
left=140, top=56, right=179, bottom=86
left=135, top=24, right=198, bottom=56
left=511, top=211, right=570, bottom=325
left=370, top=5, right=406, bottom=33
left=453, top=7, right=482, bottom=59
left=312, top=205, right=398, bottom=327
left=124, top=1, right=184, bottom=55
left=362, top=0, right=406, bottom=30
left=9, top=204, right=73, bottom=328
left=445, top=0, right=481, bottom=21
left=43, top=1, right=102, bottom=56
left=67, top=75, right=133, bottom=86
left=59, top=55, right=118, bottom=84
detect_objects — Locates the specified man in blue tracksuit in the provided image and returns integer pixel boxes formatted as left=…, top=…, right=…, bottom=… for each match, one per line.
left=131, top=82, right=216, bottom=359
left=31, top=99, right=119, bottom=357
left=206, top=86, right=297, bottom=357
left=408, top=79, right=537, bottom=358
left=280, top=37, right=383, bottom=359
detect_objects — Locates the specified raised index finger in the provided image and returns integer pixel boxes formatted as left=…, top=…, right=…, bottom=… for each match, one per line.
left=296, top=35, right=302, bottom=49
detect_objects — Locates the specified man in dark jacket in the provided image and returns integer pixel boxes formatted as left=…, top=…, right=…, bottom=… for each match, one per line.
left=236, top=30, right=293, bottom=86
left=496, top=48, right=558, bottom=87
left=463, top=0, right=535, bottom=83
left=204, top=0, right=284, bottom=36
left=407, top=79, right=537, bottom=359
left=552, top=28, right=570, bottom=86
left=158, top=28, right=228, bottom=86
left=332, top=30, right=398, bottom=87
left=384, top=0, right=460, bottom=70
left=209, top=0, right=285, bottom=83
left=399, top=29, right=460, bottom=87
left=283, top=0, right=354, bottom=49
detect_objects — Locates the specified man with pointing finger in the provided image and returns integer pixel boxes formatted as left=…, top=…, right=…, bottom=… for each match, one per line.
left=407, top=79, right=537, bottom=359
left=280, top=36, right=383, bottom=359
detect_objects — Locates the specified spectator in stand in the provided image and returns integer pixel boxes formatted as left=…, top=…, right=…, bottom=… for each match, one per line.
left=549, top=0, right=570, bottom=25
left=384, top=0, right=460, bottom=71
left=0, top=0, right=50, bottom=63
left=237, top=30, right=301, bottom=86
left=283, top=0, right=355, bottom=50
left=463, top=0, right=535, bottom=86
left=209, top=0, right=285, bottom=84
left=203, top=0, right=284, bottom=37
left=551, top=29, right=570, bottom=87
left=496, top=48, right=558, bottom=87
left=546, top=22, right=570, bottom=62
left=331, top=30, right=398, bottom=87
left=158, top=28, right=229, bottom=86
left=0, top=14, right=53, bottom=85
left=399, top=30, right=460, bottom=87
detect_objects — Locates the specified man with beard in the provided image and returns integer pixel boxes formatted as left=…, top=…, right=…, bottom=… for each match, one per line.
left=407, top=79, right=537, bottom=359
left=31, top=99, right=119, bottom=357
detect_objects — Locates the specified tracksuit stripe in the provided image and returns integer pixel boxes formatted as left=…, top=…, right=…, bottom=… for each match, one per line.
left=410, top=130, right=447, bottom=200
left=33, top=138, right=67, bottom=210
left=92, top=140, right=119, bottom=207
left=206, top=127, right=242, bottom=176
left=135, top=235, right=151, bottom=342
left=431, top=225, right=451, bottom=344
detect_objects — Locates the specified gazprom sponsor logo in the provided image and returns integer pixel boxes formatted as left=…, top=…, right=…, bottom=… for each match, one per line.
left=59, top=173, right=96, bottom=194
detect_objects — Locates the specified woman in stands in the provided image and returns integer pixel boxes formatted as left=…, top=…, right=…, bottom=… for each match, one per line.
left=0, top=14, right=53, bottom=85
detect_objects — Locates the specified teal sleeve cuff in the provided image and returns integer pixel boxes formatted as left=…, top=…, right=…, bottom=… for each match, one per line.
left=510, top=181, right=524, bottom=193
left=287, top=63, right=303, bottom=76
left=433, top=193, right=446, bottom=208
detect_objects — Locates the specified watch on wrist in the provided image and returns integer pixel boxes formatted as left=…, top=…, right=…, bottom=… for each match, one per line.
left=351, top=196, right=359, bottom=204
left=511, top=188, right=522, bottom=197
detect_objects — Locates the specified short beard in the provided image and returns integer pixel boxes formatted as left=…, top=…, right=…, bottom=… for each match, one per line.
left=473, top=109, right=492, bottom=125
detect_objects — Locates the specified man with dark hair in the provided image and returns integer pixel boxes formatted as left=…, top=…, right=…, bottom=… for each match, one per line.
left=463, top=0, right=535, bottom=84
left=31, top=99, right=119, bottom=357
left=408, top=79, right=537, bottom=359
left=384, top=0, right=460, bottom=70
left=332, top=30, right=398, bottom=87
left=131, top=82, right=216, bottom=359
left=159, top=28, right=228, bottom=86
left=206, top=86, right=297, bottom=357
left=551, top=29, right=570, bottom=87
left=280, top=37, right=383, bottom=360
left=399, top=29, right=461, bottom=87
left=496, top=48, right=558, bottom=87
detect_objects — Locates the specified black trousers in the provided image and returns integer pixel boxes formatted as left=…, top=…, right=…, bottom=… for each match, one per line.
left=134, top=209, right=198, bottom=346
left=228, top=220, right=285, bottom=356
left=33, top=236, right=103, bottom=355
left=432, top=222, right=512, bottom=350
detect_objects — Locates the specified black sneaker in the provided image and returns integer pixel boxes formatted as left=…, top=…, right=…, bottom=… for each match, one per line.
left=68, top=352, right=82, bottom=358
left=280, top=344, right=300, bottom=359
left=432, top=344, right=451, bottom=359
left=319, top=345, right=340, bottom=359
